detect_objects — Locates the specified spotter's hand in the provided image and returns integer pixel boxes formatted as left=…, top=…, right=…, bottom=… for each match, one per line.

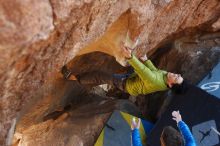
left=172, top=110, right=182, bottom=123
left=131, top=118, right=141, bottom=130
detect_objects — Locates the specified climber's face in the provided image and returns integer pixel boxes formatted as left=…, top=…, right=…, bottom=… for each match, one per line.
left=167, top=72, right=183, bottom=87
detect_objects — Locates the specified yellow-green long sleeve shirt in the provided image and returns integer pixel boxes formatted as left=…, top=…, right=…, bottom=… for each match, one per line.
left=125, top=55, right=168, bottom=96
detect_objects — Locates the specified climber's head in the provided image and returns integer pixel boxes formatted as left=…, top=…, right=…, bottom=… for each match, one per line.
left=166, top=72, right=183, bottom=88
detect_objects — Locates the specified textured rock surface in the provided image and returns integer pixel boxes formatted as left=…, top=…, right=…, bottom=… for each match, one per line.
left=0, top=0, right=220, bottom=145
left=13, top=99, right=141, bottom=146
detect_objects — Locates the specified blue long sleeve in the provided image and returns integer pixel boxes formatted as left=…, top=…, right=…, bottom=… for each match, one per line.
left=132, top=128, right=143, bottom=146
left=178, top=121, right=197, bottom=146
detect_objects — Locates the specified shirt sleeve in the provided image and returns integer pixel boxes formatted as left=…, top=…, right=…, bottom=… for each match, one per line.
left=143, top=60, right=158, bottom=71
left=132, top=128, right=143, bottom=146
left=128, top=55, right=156, bottom=81
left=178, top=121, right=196, bottom=146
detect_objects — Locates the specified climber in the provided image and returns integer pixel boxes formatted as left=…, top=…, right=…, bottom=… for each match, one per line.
left=61, top=45, right=184, bottom=96
left=131, top=111, right=196, bottom=146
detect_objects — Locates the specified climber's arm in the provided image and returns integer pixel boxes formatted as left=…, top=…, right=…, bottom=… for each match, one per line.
left=139, top=54, right=158, bottom=71
left=121, top=46, right=156, bottom=81
left=143, top=60, right=158, bottom=71
left=128, top=55, right=156, bottom=81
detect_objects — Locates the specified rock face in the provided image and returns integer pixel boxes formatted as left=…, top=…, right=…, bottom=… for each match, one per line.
left=14, top=99, right=141, bottom=146
left=0, top=0, right=220, bottom=145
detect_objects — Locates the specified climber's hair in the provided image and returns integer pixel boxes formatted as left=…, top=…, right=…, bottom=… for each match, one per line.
left=171, top=81, right=188, bottom=94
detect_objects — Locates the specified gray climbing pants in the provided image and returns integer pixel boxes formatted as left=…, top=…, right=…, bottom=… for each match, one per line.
left=76, top=71, right=126, bottom=91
